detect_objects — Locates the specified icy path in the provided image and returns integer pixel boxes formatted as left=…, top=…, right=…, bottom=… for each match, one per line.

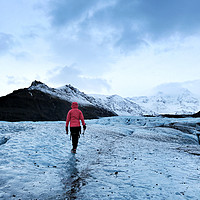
left=0, top=117, right=200, bottom=199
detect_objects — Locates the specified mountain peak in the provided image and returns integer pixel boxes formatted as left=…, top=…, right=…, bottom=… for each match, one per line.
left=28, top=81, right=96, bottom=106
left=30, top=80, right=45, bottom=87
left=29, top=80, right=50, bottom=91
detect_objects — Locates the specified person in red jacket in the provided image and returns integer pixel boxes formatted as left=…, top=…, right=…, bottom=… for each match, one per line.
left=66, top=102, right=86, bottom=153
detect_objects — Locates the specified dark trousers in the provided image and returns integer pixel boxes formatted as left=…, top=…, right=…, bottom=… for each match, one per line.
left=70, top=126, right=81, bottom=149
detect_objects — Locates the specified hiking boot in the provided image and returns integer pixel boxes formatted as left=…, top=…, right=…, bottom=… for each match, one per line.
left=71, top=149, right=76, bottom=153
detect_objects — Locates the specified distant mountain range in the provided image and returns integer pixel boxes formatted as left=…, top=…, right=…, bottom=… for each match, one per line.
left=0, top=80, right=200, bottom=121
left=91, top=87, right=200, bottom=116
left=129, top=88, right=200, bottom=115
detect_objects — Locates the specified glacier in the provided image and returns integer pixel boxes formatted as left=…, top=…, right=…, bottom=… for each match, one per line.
left=0, top=116, right=200, bottom=199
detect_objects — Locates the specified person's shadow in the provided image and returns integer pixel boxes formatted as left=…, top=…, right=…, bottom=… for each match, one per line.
left=61, top=153, right=90, bottom=199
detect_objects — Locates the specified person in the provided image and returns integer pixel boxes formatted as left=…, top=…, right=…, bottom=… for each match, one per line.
left=66, top=102, right=86, bottom=153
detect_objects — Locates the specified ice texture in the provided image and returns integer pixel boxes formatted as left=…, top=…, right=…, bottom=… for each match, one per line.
left=0, top=117, right=200, bottom=199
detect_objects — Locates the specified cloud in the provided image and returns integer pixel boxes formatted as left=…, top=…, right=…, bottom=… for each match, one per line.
left=49, top=0, right=98, bottom=27
left=47, top=0, right=200, bottom=53
left=134, top=0, right=200, bottom=37
left=151, top=82, right=186, bottom=96
left=0, top=32, right=15, bottom=55
left=6, top=76, right=29, bottom=86
left=2, top=1, right=200, bottom=52
left=46, top=0, right=118, bottom=76
left=48, top=65, right=110, bottom=93
left=150, top=79, right=200, bottom=97
left=181, top=79, right=200, bottom=97
left=12, top=51, right=31, bottom=61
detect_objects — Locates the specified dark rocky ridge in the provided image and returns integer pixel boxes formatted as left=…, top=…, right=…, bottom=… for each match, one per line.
left=161, top=112, right=200, bottom=118
left=192, top=111, right=200, bottom=118
left=0, top=87, right=117, bottom=122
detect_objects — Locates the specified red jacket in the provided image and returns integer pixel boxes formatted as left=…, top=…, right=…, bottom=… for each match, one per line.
left=66, top=102, right=85, bottom=127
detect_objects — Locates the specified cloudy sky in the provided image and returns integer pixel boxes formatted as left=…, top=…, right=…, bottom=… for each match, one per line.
left=1, top=0, right=200, bottom=97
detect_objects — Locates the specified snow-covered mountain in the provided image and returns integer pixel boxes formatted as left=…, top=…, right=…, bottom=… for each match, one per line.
left=29, top=80, right=97, bottom=106
left=91, top=94, right=154, bottom=116
left=129, top=87, right=200, bottom=115
left=91, top=87, right=200, bottom=116
left=29, top=81, right=200, bottom=116
left=29, top=81, right=149, bottom=116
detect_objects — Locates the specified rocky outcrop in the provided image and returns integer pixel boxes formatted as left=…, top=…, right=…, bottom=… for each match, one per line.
left=192, top=111, right=200, bottom=118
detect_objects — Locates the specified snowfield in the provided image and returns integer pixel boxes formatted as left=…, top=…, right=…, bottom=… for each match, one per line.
left=0, top=116, right=200, bottom=200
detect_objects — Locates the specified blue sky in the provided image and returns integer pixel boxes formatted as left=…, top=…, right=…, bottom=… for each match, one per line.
left=1, top=0, right=200, bottom=97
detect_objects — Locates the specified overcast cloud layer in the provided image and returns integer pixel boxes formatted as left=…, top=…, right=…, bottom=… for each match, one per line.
left=0, top=0, right=200, bottom=97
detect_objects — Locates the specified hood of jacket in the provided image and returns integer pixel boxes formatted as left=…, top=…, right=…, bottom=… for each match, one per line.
left=71, top=102, right=78, bottom=109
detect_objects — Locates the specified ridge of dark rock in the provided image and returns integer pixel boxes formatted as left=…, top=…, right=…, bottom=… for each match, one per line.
left=0, top=84, right=117, bottom=122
